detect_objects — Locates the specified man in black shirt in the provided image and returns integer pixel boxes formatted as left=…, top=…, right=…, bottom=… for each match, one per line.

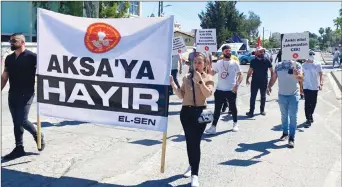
left=275, top=50, right=282, bottom=63
left=1, top=33, right=45, bottom=160
left=246, top=47, right=274, bottom=117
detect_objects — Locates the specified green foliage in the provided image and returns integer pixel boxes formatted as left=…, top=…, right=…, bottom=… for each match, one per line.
left=198, top=1, right=261, bottom=47
left=263, top=37, right=279, bottom=49
left=59, top=2, right=83, bottom=16
left=99, top=1, right=130, bottom=18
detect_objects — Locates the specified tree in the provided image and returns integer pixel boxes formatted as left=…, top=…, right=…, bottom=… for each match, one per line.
left=99, top=1, right=130, bottom=18
left=319, top=27, right=325, bottom=49
left=198, top=1, right=261, bottom=47
left=309, top=38, right=319, bottom=49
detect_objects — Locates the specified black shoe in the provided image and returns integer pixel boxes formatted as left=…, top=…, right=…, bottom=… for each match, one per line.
left=288, top=137, right=295, bottom=148
left=260, top=111, right=266, bottom=116
left=304, top=120, right=311, bottom=128
left=280, top=133, right=289, bottom=141
left=228, top=111, right=232, bottom=115
left=246, top=112, right=254, bottom=117
left=3, top=146, right=26, bottom=160
left=35, top=134, right=46, bottom=152
left=300, top=94, right=304, bottom=100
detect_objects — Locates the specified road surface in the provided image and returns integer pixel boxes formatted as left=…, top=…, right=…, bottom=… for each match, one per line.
left=1, top=54, right=341, bottom=187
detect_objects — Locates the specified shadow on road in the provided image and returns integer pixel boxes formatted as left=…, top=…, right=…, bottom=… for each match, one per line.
left=219, top=159, right=261, bottom=167
left=33, top=120, right=88, bottom=128
left=129, top=139, right=162, bottom=147
left=235, top=139, right=287, bottom=159
left=1, top=168, right=185, bottom=187
left=168, top=134, right=213, bottom=143
left=221, top=115, right=256, bottom=122
left=272, top=122, right=306, bottom=132
left=1, top=152, right=39, bottom=164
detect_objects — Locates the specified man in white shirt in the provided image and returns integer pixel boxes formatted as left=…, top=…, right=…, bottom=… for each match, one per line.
left=302, top=55, right=323, bottom=128
left=206, top=45, right=243, bottom=134
left=333, top=48, right=340, bottom=68
left=170, top=54, right=182, bottom=95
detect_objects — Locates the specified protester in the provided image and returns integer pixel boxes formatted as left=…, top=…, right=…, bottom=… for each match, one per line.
left=206, top=45, right=243, bottom=134
left=267, top=59, right=303, bottom=148
left=246, top=46, right=274, bottom=117
left=187, top=47, right=197, bottom=72
left=302, top=55, right=323, bottom=128
left=275, top=50, right=282, bottom=63
left=170, top=52, right=214, bottom=187
left=1, top=33, right=45, bottom=160
left=340, top=49, right=342, bottom=68
left=333, top=48, right=340, bottom=68
left=170, top=54, right=183, bottom=95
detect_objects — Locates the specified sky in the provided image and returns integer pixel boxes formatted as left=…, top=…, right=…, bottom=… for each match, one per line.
left=141, top=2, right=341, bottom=38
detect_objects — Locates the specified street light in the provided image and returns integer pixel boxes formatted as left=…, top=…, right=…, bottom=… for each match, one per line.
left=158, top=2, right=172, bottom=17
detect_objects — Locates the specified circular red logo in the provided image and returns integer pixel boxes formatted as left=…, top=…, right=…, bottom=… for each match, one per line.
left=84, top=23, right=121, bottom=53
left=178, top=49, right=182, bottom=54
left=292, top=53, right=299, bottom=59
left=205, top=46, right=209, bottom=51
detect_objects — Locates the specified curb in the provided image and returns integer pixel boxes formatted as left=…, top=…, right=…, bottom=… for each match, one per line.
left=320, top=52, right=327, bottom=65
left=330, top=70, right=342, bottom=92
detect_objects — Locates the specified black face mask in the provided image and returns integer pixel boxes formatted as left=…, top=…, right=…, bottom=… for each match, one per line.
left=223, top=54, right=231, bottom=59
left=257, top=53, right=265, bottom=58
left=10, top=45, right=20, bottom=51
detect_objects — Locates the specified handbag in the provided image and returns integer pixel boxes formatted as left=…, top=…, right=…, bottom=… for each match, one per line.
left=190, top=73, right=213, bottom=124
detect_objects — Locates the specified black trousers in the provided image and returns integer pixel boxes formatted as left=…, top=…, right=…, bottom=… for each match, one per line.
left=8, top=92, right=37, bottom=146
left=180, top=106, right=207, bottom=176
left=249, top=81, right=267, bottom=114
left=212, top=90, right=238, bottom=126
left=170, top=69, right=180, bottom=94
left=303, top=89, right=318, bottom=121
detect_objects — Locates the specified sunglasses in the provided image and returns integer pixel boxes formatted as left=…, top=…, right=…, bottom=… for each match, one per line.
left=9, top=39, right=19, bottom=44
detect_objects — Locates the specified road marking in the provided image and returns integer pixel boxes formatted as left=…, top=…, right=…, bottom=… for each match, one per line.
left=327, top=73, right=342, bottom=100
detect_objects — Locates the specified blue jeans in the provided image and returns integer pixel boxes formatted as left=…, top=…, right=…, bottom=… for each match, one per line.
left=333, top=57, right=339, bottom=68
left=278, top=94, right=300, bottom=138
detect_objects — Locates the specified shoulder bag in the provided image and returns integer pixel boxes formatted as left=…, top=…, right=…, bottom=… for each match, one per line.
left=190, top=73, right=213, bottom=124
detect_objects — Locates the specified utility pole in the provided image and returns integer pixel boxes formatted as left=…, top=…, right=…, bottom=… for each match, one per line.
left=158, top=1, right=163, bottom=17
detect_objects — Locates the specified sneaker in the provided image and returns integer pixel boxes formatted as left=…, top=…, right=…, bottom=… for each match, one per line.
left=205, top=126, right=216, bottom=135
left=35, top=133, right=46, bottom=152
left=280, top=133, right=289, bottom=141
left=246, top=112, right=254, bottom=117
left=183, top=166, right=191, bottom=178
left=288, top=137, right=295, bottom=148
left=232, top=123, right=239, bottom=132
left=304, top=120, right=311, bottom=128
left=3, top=146, right=26, bottom=160
left=260, top=111, right=266, bottom=116
left=191, top=175, right=199, bottom=187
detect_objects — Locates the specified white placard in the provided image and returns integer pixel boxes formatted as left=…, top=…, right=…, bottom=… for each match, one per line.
left=37, top=8, right=173, bottom=132
left=195, top=29, right=217, bottom=53
left=281, top=32, right=309, bottom=61
left=172, top=37, right=187, bottom=55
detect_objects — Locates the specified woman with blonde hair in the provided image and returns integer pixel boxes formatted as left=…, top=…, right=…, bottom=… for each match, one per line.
left=170, top=52, right=214, bottom=187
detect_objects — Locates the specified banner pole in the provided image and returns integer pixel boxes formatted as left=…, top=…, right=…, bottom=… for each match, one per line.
left=36, top=9, right=41, bottom=150
left=160, top=131, right=167, bottom=173
left=37, top=114, right=41, bottom=149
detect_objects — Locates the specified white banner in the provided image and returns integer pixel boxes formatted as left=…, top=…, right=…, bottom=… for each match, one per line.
left=195, top=29, right=217, bottom=53
left=37, top=8, right=174, bottom=132
left=172, top=37, right=187, bottom=55
left=281, top=32, right=309, bottom=61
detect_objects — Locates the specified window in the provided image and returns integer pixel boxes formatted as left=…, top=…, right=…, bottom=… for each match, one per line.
left=129, top=1, right=139, bottom=16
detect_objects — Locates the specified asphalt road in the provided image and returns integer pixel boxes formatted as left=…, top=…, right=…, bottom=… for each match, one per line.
left=1, top=55, right=341, bottom=187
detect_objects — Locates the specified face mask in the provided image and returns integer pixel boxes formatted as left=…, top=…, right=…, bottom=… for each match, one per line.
left=223, top=54, right=231, bottom=59
left=11, top=45, right=20, bottom=51
left=257, top=53, right=264, bottom=58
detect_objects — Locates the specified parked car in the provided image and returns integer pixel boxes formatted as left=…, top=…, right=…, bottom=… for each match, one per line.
left=239, top=52, right=255, bottom=65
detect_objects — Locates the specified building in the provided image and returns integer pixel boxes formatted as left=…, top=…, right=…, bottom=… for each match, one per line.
left=1, top=1, right=142, bottom=42
left=272, top=32, right=281, bottom=43
left=174, top=30, right=195, bottom=47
